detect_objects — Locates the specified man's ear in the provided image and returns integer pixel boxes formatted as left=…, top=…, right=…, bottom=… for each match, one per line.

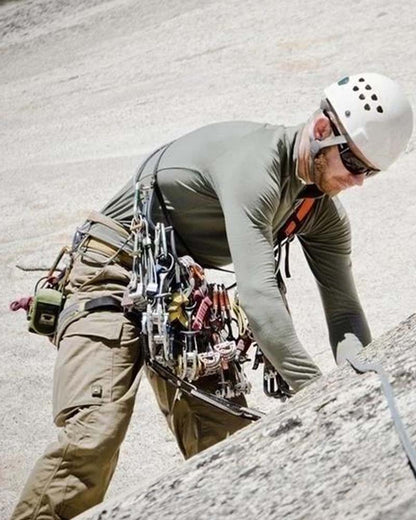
left=313, top=115, right=331, bottom=141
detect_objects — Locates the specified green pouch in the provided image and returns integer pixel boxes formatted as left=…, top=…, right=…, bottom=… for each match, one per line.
left=28, top=288, right=64, bottom=336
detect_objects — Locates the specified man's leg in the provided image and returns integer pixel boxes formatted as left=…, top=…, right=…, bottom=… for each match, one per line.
left=146, top=368, right=251, bottom=459
left=11, top=312, right=142, bottom=520
left=12, top=253, right=143, bottom=520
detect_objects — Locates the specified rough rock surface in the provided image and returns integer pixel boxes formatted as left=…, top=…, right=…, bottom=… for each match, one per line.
left=77, top=315, right=416, bottom=520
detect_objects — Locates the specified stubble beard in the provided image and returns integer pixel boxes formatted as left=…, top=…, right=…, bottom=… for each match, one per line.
left=313, top=151, right=339, bottom=197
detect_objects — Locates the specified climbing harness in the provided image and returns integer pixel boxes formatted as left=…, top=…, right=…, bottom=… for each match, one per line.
left=10, top=209, right=132, bottom=337
left=135, top=150, right=315, bottom=406
left=347, top=354, right=416, bottom=479
left=121, top=143, right=321, bottom=410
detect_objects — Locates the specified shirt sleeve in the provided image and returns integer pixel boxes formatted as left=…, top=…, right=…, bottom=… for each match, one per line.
left=212, top=156, right=322, bottom=391
left=297, top=196, right=372, bottom=363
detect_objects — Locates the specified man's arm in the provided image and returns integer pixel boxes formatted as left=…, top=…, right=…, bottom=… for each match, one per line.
left=213, top=162, right=322, bottom=391
left=298, top=196, right=372, bottom=364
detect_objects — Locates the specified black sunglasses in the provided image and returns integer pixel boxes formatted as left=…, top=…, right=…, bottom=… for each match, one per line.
left=324, top=111, right=380, bottom=177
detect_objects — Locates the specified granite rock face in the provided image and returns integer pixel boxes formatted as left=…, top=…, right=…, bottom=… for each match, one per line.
left=77, top=315, right=416, bottom=520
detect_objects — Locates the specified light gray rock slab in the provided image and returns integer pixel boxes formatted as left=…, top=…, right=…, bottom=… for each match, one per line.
left=76, top=315, right=416, bottom=520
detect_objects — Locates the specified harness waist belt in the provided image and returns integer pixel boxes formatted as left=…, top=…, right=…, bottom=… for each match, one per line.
left=84, top=296, right=122, bottom=312
left=82, top=237, right=133, bottom=269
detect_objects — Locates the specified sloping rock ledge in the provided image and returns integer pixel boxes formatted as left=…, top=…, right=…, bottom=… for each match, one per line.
left=77, top=315, right=416, bottom=520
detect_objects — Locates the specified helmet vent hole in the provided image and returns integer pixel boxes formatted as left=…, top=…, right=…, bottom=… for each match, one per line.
left=376, top=105, right=384, bottom=113
left=359, top=77, right=365, bottom=82
left=359, top=94, right=365, bottom=100
left=371, top=94, right=378, bottom=101
left=365, top=84, right=372, bottom=90
left=364, top=104, right=371, bottom=111
left=345, top=110, right=351, bottom=117
left=353, top=86, right=359, bottom=91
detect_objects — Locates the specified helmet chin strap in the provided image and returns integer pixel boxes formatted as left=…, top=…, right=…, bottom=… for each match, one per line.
left=308, top=100, right=349, bottom=181
left=309, top=134, right=348, bottom=181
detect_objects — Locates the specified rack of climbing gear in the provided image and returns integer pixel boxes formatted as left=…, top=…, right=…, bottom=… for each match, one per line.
left=118, top=163, right=266, bottom=420
left=123, top=185, right=255, bottom=401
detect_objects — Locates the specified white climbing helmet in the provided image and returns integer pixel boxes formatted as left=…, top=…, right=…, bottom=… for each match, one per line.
left=323, top=73, right=413, bottom=170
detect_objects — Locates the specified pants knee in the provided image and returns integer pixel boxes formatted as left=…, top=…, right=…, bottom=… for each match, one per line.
left=61, top=401, right=133, bottom=463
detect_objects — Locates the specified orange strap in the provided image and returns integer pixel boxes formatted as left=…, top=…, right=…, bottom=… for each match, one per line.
left=281, top=198, right=316, bottom=239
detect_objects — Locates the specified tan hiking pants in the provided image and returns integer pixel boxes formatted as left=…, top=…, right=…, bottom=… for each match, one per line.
left=11, top=252, right=250, bottom=520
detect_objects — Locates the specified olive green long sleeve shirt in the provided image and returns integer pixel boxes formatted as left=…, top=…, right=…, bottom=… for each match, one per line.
left=101, top=121, right=371, bottom=390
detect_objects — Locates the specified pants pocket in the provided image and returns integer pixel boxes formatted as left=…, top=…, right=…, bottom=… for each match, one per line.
left=53, top=311, right=142, bottom=425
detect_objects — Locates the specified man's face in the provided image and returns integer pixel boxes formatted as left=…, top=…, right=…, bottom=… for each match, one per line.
left=313, top=146, right=366, bottom=197
left=311, top=111, right=378, bottom=197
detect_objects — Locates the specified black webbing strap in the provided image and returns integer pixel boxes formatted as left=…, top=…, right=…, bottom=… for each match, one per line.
left=142, top=142, right=196, bottom=261
left=347, top=355, right=416, bottom=479
left=147, top=359, right=265, bottom=422
left=54, top=296, right=123, bottom=346
left=84, top=296, right=122, bottom=313
left=153, top=177, right=195, bottom=259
